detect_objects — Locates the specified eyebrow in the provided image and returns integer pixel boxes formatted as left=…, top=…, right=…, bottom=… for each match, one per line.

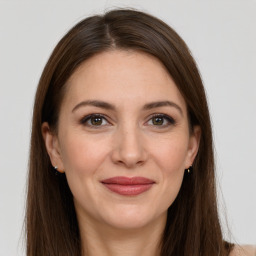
left=142, top=101, right=183, bottom=115
left=72, top=100, right=183, bottom=115
left=72, top=100, right=115, bottom=112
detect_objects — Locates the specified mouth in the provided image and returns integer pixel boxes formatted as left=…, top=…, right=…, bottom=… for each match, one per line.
left=101, top=176, right=155, bottom=196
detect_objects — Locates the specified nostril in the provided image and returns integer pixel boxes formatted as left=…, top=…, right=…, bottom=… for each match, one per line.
left=137, top=160, right=145, bottom=166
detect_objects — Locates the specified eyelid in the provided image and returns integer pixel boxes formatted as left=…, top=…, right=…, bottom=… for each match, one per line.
left=79, top=113, right=176, bottom=128
left=80, top=114, right=111, bottom=127
left=145, top=113, right=176, bottom=126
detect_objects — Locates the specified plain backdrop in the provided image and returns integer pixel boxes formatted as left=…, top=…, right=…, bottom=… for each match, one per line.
left=0, top=1, right=255, bottom=255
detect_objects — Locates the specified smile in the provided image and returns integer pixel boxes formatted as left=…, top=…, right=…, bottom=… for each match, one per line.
left=101, top=176, right=155, bottom=196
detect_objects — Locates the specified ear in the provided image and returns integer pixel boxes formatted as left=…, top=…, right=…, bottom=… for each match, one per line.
left=41, top=122, right=64, bottom=173
left=185, top=125, right=201, bottom=168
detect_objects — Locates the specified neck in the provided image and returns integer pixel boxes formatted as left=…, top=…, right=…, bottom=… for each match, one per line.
left=78, top=212, right=167, bottom=256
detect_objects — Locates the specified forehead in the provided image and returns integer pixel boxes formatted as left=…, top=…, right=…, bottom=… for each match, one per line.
left=63, top=50, right=187, bottom=111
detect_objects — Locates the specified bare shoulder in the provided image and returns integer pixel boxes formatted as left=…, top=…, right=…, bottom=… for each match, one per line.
left=229, top=245, right=256, bottom=256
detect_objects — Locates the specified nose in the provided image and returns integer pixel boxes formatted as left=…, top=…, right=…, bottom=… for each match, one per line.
left=110, top=124, right=148, bottom=168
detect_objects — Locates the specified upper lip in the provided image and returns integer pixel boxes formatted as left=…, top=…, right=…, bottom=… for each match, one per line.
left=101, top=176, right=155, bottom=185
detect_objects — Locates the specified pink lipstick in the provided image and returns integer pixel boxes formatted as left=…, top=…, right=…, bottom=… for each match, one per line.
left=101, top=176, right=155, bottom=196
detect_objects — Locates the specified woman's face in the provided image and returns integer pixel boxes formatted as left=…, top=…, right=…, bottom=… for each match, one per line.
left=43, top=50, right=200, bottom=230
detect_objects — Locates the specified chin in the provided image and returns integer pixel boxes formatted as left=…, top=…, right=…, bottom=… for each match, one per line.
left=104, top=216, right=152, bottom=230
left=100, top=205, right=164, bottom=230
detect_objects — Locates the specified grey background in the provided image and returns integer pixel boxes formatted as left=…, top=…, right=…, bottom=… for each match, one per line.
left=0, top=1, right=255, bottom=255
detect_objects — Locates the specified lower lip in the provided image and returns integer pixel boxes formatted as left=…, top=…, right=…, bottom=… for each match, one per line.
left=102, top=183, right=154, bottom=196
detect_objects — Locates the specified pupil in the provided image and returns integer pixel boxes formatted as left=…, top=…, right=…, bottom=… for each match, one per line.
left=153, top=117, right=163, bottom=125
left=91, top=117, right=102, bottom=125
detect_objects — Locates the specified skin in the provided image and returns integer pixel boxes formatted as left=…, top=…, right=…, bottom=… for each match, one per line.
left=230, top=245, right=256, bottom=256
left=42, top=50, right=202, bottom=256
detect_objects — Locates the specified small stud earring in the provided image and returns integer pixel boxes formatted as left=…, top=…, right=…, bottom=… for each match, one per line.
left=54, top=166, right=64, bottom=175
left=186, top=165, right=193, bottom=174
left=54, top=166, right=58, bottom=175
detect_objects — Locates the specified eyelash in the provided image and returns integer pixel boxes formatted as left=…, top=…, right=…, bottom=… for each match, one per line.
left=80, top=113, right=176, bottom=128
left=80, top=114, right=109, bottom=128
left=147, top=114, right=176, bottom=127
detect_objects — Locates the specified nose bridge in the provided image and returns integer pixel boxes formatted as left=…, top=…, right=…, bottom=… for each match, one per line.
left=111, top=120, right=147, bottom=167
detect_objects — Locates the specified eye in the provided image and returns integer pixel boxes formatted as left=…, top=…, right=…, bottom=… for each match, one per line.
left=147, top=114, right=175, bottom=127
left=80, top=114, right=109, bottom=127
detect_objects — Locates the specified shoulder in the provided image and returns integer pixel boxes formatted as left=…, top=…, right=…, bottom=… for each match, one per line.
left=229, top=245, right=256, bottom=256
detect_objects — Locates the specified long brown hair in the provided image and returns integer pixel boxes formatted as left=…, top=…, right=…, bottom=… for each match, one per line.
left=26, top=8, right=233, bottom=255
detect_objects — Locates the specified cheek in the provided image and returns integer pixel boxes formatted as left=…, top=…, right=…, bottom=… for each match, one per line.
left=150, top=135, right=188, bottom=205
left=59, top=132, right=109, bottom=177
left=59, top=133, right=111, bottom=209
left=152, top=134, right=189, bottom=173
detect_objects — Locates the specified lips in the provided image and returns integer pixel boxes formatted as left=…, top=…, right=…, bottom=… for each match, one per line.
left=101, top=176, right=155, bottom=196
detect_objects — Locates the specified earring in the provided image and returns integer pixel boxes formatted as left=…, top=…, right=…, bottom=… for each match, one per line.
left=54, top=166, right=64, bottom=175
left=54, top=166, right=59, bottom=175
left=186, top=165, right=193, bottom=174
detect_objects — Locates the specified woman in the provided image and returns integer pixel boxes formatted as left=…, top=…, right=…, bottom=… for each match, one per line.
left=26, top=8, right=255, bottom=256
